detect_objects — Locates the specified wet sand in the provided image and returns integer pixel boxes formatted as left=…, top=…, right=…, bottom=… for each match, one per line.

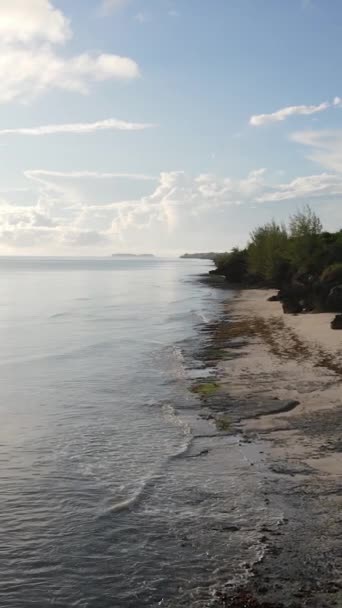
left=201, top=289, right=342, bottom=607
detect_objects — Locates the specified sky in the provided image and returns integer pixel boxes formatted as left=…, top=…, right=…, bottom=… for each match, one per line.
left=1, top=0, right=342, bottom=255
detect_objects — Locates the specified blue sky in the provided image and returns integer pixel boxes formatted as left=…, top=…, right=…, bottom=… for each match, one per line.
left=1, top=0, right=342, bottom=254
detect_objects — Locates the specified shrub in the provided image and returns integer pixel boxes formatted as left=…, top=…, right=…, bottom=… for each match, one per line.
left=214, top=248, right=248, bottom=283
left=320, top=263, right=342, bottom=285
left=288, top=207, right=323, bottom=274
left=289, top=205, right=322, bottom=239
left=247, top=221, right=289, bottom=285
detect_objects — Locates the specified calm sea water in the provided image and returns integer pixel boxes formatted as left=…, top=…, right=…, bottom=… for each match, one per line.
left=0, top=257, right=270, bottom=608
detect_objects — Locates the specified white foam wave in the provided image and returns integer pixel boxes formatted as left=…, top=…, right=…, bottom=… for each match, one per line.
left=166, top=308, right=211, bottom=324
left=172, top=345, right=185, bottom=363
left=110, top=473, right=162, bottom=514
left=172, top=346, right=186, bottom=375
left=109, top=405, right=193, bottom=515
left=195, top=310, right=211, bottom=324
left=162, top=403, right=193, bottom=457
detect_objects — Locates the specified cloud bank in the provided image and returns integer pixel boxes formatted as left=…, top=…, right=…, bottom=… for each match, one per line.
left=0, top=167, right=341, bottom=254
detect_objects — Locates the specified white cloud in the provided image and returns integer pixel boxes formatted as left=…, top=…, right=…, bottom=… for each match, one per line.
left=0, top=0, right=71, bottom=44
left=0, top=118, right=155, bottom=137
left=257, top=172, right=342, bottom=202
left=1, top=166, right=342, bottom=254
left=249, top=99, right=341, bottom=127
left=291, top=129, right=342, bottom=172
left=0, top=1, right=139, bottom=103
left=0, top=48, right=139, bottom=103
left=0, top=168, right=265, bottom=253
left=25, top=170, right=156, bottom=183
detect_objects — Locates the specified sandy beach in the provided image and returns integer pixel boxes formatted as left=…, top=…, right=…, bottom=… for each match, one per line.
left=221, top=289, right=342, bottom=478
left=206, top=288, right=342, bottom=607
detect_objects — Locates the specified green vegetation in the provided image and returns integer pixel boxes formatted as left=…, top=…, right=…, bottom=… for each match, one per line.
left=214, top=207, right=333, bottom=285
left=214, top=248, right=247, bottom=283
left=248, top=220, right=289, bottom=284
left=213, top=207, right=342, bottom=313
left=191, top=381, right=220, bottom=396
left=215, top=415, right=231, bottom=432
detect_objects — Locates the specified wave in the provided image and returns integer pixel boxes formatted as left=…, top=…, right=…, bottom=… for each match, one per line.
left=148, top=343, right=188, bottom=382
left=195, top=310, right=211, bottom=324
left=107, top=405, right=194, bottom=515
left=166, top=308, right=213, bottom=326
left=110, top=474, right=162, bottom=514
left=171, top=345, right=186, bottom=374
left=161, top=403, right=193, bottom=458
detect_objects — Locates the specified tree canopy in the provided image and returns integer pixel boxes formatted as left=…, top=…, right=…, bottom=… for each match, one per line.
left=214, top=207, right=342, bottom=289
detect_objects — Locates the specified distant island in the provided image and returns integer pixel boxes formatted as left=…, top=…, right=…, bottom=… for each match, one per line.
left=112, top=254, right=155, bottom=258
left=180, top=252, right=218, bottom=260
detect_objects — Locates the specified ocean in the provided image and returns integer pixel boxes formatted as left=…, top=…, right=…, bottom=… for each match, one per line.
left=0, top=257, right=269, bottom=607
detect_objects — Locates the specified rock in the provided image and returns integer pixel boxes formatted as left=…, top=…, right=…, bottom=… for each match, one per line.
left=327, top=284, right=342, bottom=312
left=279, top=278, right=318, bottom=312
left=282, top=299, right=303, bottom=314
left=267, top=294, right=280, bottom=302
left=331, top=314, right=342, bottom=329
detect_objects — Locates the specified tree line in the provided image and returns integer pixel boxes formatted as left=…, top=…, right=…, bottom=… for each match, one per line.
left=213, top=206, right=342, bottom=313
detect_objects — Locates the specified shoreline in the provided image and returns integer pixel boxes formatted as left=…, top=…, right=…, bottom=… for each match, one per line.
left=195, top=288, right=341, bottom=607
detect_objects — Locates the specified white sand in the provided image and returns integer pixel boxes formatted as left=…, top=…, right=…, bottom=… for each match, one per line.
left=219, top=289, right=342, bottom=478
left=233, top=289, right=342, bottom=355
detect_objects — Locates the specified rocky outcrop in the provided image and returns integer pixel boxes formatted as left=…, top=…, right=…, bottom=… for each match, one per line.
left=272, top=275, right=342, bottom=315
left=331, top=314, right=342, bottom=329
left=282, top=299, right=303, bottom=314
left=327, top=285, right=342, bottom=312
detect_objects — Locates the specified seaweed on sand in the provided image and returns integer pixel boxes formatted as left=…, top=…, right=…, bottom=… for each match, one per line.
left=215, top=415, right=231, bottom=432
left=191, top=381, right=220, bottom=396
